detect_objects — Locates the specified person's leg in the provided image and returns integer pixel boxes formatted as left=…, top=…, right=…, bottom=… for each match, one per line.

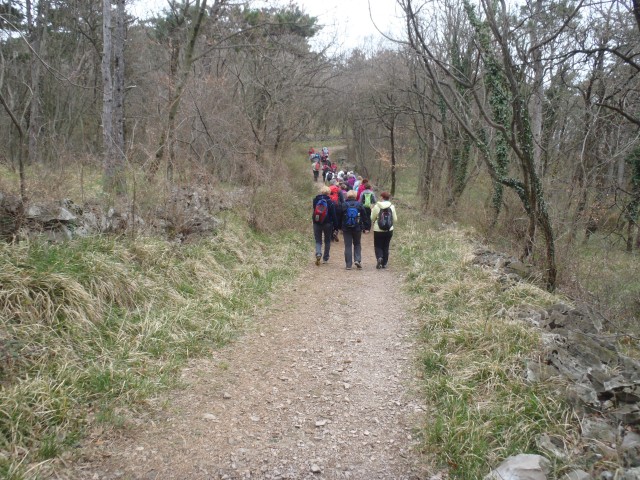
left=353, top=230, right=362, bottom=266
left=313, top=223, right=323, bottom=265
left=322, top=222, right=333, bottom=261
left=364, top=207, right=371, bottom=232
left=343, top=230, right=353, bottom=268
left=373, top=231, right=383, bottom=268
left=382, top=231, right=393, bottom=267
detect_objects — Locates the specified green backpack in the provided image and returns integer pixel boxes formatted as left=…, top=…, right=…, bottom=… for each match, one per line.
left=362, top=192, right=373, bottom=208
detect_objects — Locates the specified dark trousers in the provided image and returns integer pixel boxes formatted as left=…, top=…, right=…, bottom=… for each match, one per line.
left=313, top=222, right=333, bottom=261
left=374, top=230, right=393, bottom=266
left=343, top=229, right=362, bottom=267
left=313, top=170, right=319, bottom=181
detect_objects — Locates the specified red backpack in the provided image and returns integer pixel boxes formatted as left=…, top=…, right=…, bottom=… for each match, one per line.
left=313, top=198, right=329, bottom=223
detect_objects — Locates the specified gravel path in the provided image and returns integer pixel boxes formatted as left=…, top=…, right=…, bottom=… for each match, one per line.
left=69, top=232, right=430, bottom=479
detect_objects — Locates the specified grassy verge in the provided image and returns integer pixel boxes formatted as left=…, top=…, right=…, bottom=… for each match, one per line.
left=0, top=149, right=314, bottom=478
left=396, top=215, right=576, bottom=479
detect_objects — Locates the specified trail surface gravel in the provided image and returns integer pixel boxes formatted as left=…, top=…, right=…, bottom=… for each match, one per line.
left=67, top=231, right=430, bottom=479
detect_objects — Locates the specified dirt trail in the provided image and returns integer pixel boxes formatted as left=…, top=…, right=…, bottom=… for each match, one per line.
left=68, top=232, right=430, bottom=480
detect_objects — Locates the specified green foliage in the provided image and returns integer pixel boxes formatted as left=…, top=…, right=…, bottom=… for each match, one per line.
left=0, top=2, right=23, bottom=31
left=241, top=5, right=320, bottom=42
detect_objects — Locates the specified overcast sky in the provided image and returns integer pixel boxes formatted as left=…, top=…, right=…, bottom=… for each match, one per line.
left=129, top=0, right=405, bottom=52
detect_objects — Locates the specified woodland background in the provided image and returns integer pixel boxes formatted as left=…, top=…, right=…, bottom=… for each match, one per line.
left=1, top=0, right=639, bottom=358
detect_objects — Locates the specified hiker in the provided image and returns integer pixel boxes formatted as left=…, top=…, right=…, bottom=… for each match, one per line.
left=308, top=147, right=315, bottom=160
left=359, top=182, right=376, bottom=232
left=329, top=181, right=343, bottom=242
left=356, top=178, right=369, bottom=201
left=312, top=186, right=338, bottom=265
left=353, top=175, right=363, bottom=193
left=321, top=162, right=330, bottom=181
left=325, top=169, right=334, bottom=183
left=346, top=173, right=356, bottom=190
left=370, top=191, right=397, bottom=269
left=312, top=161, right=321, bottom=182
left=342, top=190, right=370, bottom=270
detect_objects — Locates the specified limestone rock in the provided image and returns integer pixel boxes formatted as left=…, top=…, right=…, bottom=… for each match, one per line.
left=484, top=454, right=550, bottom=480
left=562, top=470, right=591, bottom=480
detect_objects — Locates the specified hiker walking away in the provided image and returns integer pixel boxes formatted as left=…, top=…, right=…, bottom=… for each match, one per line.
left=312, top=161, right=321, bottom=182
left=353, top=175, right=363, bottom=194
left=370, top=191, right=397, bottom=269
left=312, top=186, right=338, bottom=265
left=356, top=177, right=369, bottom=201
left=321, top=160, right=330, bottom=182
left=342, top=190, right=370, bottom=270
left=346, top=173, right=356, bottom=190
left=359, top=182, right=376, bottom=232
left=329, top=180, right=343, bottom=242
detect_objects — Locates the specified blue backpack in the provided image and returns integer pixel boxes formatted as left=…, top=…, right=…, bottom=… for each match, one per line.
left=344, top=204, right=360, bottom=229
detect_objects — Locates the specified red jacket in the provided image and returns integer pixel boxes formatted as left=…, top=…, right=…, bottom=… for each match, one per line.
left=356, top=183, right=367, bottom=201
left=329, top=185, right=340, bottom=204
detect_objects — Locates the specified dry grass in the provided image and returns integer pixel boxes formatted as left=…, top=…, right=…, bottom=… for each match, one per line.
left=397, top=217, right=577, bottom=479
left=0, top=149, right=313, bottom=478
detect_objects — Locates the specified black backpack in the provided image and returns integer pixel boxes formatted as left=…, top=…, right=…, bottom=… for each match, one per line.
left=378, top=206, right=393, bottom=231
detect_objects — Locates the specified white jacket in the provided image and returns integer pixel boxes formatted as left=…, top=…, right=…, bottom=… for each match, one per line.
left=370, top=201, right=397, bottom=232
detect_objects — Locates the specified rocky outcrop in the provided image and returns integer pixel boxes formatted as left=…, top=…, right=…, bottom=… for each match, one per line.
left=472, top=248, right=543, bottom=285
left=484, top=454, right=550, bottom=480
left=473, top=248, right=640, bottom=479
left=0, top=186, right=248, bottom=243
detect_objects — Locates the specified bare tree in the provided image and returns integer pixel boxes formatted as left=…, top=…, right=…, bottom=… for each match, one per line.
left=400, top=0, right=571, bottom=290
left=102, top=0, right=126, bottom=194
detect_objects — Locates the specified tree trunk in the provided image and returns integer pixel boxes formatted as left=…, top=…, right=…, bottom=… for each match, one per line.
left=111, top=0, right=127, bottom=194
left=0, top=92, right=28, bottom=204
left=102, top=0, right=118, bottom=193
left=27, top=0, right=48, bottom=166
left=149, top=0, right=208, bottom=180
left=390, top=114, right=396, bottom=196
left=530, top=0, right=544, bottom=178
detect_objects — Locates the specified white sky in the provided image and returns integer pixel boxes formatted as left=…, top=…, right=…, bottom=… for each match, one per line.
left=129, top=0, right=405, bottom=52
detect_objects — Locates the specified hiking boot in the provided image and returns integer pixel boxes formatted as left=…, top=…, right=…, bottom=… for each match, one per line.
left=345, top=266, right=352, bottom=270
left=322, top=259, right=328, bottom=264
left=315, top=255, right=321, bottom=266
left=376, top=258, right=383, bottom=269
left=382, top=264, right=387, bottom=269
left=355, top=261, right=362, bottom=269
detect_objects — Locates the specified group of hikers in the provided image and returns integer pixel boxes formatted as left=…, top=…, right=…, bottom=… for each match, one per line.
left=309, top=146, right=341, bottom=183
left=310, top=146, right=398, bottom=270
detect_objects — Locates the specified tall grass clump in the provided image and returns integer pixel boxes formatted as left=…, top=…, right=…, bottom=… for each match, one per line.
left=397, top=217, right=576, bottom=479
left=0, top=207, right=307, bottom=477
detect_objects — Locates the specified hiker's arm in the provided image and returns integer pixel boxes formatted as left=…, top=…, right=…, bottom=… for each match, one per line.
left=370, top=204, right=379, bottom=223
